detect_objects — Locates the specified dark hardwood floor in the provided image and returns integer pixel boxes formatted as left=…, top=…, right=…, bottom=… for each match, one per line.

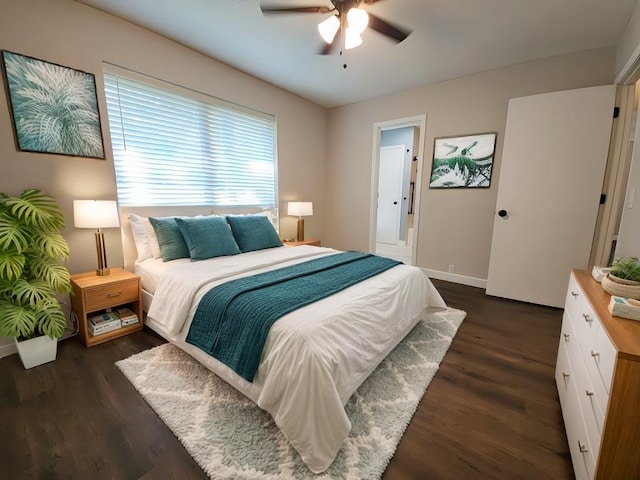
left=0, top=280, right=574, bottom=479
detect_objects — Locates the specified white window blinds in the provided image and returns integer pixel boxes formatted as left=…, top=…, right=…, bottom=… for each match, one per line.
left=103, top=68, right=277, bottom=207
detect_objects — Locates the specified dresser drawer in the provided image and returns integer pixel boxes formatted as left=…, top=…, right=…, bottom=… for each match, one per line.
left=556, top=321, right=573, bottom=407
left=561, top=316, right=604, bottom=452
left=562, top=354, right=596, bottom=480
left=84, top=279, right=139, bottom=312
left=565, top=276, right=599, bottom=353
left=589, top=326, right=617, bottom=394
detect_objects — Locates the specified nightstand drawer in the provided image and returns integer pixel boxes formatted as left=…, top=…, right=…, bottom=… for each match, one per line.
left=84, top=280, right=139, bottom=311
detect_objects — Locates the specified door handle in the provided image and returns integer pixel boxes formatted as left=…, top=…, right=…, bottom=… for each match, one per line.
left=498, top=209, right=508, bottom=218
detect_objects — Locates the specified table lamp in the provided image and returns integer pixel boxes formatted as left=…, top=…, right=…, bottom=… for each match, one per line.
left=73, top=200, right=120, bottom=276
left=287, top=201, right=313, bottom=241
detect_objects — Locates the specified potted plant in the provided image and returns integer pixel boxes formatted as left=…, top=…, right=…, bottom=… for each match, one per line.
left=602, top=256, right=640, bottom=299
left=0, top=189, right=72, bottom=368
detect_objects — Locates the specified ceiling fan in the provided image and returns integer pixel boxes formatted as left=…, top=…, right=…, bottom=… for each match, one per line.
left=260, top=0, right=412, bottom=55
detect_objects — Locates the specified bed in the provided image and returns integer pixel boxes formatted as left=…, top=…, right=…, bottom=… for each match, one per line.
left=120, top=207, right=447, bottom=473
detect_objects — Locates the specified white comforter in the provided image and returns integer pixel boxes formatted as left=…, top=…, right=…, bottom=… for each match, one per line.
left=146, top=245, right=446, bottom=473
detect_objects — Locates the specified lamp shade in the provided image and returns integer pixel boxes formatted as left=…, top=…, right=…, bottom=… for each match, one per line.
left=345, top=28, right=363, bottom=49
left=288, top=202, right=313, bottom=217
left=318, top=15, right=340, bottom=44
left=347, top=7, right=369, bottom=34
left=73, top=200, right=120, bottom=229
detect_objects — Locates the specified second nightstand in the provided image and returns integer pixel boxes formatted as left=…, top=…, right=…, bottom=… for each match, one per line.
left=70, top=268, right=143, bottom=347
left=283, top=239, right=321, bottom=247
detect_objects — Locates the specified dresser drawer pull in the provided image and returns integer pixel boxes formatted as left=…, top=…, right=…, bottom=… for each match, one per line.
left=562, top=372, right=570, bottom=379
left=578, top=441, right=589, bottom=453
left=585, top=390, right=594, bottom=397
left=107, top=292, right=122, bottom=298
left=582, top=313, right=592, bottom=323
left=563, top=333, right=570, bottom=341
left=571, top=291, right=579, bottom=298
left=591, top=350, right=599, bottom=358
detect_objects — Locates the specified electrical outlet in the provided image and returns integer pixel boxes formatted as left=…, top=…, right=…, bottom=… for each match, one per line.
left=448, top=264, right=455, bottom=273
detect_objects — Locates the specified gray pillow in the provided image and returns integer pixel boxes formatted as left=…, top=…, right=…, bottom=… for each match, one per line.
left=176, top=216, right=240, bottom=260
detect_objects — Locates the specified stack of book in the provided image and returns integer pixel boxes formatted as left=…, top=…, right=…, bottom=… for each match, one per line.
left=88, top=312, right=121, bottom=336
left=608, top=296, right=640, bottom=321
left=114, top=307, right=139, bottom=326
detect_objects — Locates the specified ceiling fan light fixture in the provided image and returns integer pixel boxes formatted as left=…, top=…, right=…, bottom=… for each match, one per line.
left=345, top=27, right=363, bottom=49
left=347, top=7, right=369, bottom=34
left=318, top=14, right=340, bottom=43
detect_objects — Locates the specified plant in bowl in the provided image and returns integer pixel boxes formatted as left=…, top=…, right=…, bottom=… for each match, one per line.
left=0, top=189, right=72, bottom=368
left=609, top=256, right=640, bottom=285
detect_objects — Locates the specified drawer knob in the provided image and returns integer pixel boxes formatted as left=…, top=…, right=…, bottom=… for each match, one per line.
left=107, top=292, right=122, bottom=298
left=571, top=291, right=579, bottom=298
left=578, top=441, right=589, bottom=453
left=562, top=372, right=570, bottom=379
left=591, top=350, right=599, bottom=358
left=563, top=333, right=570, bottom=341
left=585, top=390, right=594, bottom=397
left=582, top=313, right=592, bottom=323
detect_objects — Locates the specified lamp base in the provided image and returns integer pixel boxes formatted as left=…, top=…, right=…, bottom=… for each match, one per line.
left=94, top=230, right=110, bottom=277
left=296, top=218, right=305, bottom=242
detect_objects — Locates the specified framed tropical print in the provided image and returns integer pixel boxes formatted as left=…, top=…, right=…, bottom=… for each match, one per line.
left=1, top=50, right=105, bottom=159
left=429, top=132, right=497, bottom=188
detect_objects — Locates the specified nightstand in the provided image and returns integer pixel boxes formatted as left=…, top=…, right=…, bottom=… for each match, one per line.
left=283, top=239, right=321, bottom=247
left=70, top=268, right=143, bottom=347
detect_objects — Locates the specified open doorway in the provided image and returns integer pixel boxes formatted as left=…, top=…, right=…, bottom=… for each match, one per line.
left=370, top=115, right=427, bottom=265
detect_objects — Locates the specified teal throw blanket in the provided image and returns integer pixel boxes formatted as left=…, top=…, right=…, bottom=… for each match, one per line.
left=186, top=251, right=401, bottom=382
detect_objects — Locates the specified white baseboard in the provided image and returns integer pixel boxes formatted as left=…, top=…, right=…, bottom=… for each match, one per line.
left=0, top=342, right=17, bottom=359
left=421, top=268, right=487, bottom=289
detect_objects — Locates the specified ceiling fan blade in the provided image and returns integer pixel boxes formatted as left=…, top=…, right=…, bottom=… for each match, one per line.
left=261, top=6, right=332, bottom=15
left=367, top=13, right=411, bottom=43
left=318, top=35, right=340, bottom=55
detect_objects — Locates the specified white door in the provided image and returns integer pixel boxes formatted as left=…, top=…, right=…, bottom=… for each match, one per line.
left=376, top=145, right=405, bottom=244
left=486, top=85, right=616, bottom=307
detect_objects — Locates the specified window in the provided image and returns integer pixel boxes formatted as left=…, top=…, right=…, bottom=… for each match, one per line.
left=102, top=66, right=277, bottom=208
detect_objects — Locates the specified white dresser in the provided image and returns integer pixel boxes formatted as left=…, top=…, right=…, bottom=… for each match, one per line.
left=556, top=270, right=640, bottom=480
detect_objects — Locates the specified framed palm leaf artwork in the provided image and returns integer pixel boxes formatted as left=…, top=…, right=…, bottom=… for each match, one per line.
left=429, top=132, right=497, bottom=188
left=1, top=51, right=105, bottom=159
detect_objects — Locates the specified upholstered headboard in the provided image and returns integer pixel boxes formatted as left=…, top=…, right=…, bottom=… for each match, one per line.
left=119, top=206, right=279, bottom=271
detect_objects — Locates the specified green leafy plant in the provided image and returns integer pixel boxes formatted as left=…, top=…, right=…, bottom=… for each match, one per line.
left=610, top=256, right=640, bottom=283
left=0, top=189, right=71, bottom=340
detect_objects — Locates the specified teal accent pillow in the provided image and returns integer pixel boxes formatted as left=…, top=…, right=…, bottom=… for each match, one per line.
left=176, top=216, right=240, bottom=260
left=148, top=217, right=190, bottom=262
left=226, top=215, right=283, bottom=252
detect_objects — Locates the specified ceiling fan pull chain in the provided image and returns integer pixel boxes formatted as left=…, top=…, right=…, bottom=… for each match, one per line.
left=340, top=9, right=348, bottom=69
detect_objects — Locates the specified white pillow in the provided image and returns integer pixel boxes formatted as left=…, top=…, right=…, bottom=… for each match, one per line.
left=128, top=213, right=159, bottom=261
left=147, top=220, right=162, bottom=258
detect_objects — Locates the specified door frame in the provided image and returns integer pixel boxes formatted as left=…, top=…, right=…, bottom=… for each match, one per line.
left=369, top=114, right=427, bottom=265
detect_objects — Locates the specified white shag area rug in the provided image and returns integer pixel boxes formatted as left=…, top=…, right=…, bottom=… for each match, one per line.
left=116, top=307, right=466, bottom=479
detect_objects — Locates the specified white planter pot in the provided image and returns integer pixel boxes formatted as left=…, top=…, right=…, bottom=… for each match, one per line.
left=15, top=335, right=58, bottom=369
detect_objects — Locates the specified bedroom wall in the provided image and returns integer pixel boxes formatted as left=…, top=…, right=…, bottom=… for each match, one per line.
left=616, top=0, right=640, bottom=79
left=0, top=0, right=327, bottom=355
left=325, top=48, right=617, bottom=283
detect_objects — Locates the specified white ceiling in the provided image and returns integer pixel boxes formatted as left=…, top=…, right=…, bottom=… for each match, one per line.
left=76, top=0, right=637, bottom=108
